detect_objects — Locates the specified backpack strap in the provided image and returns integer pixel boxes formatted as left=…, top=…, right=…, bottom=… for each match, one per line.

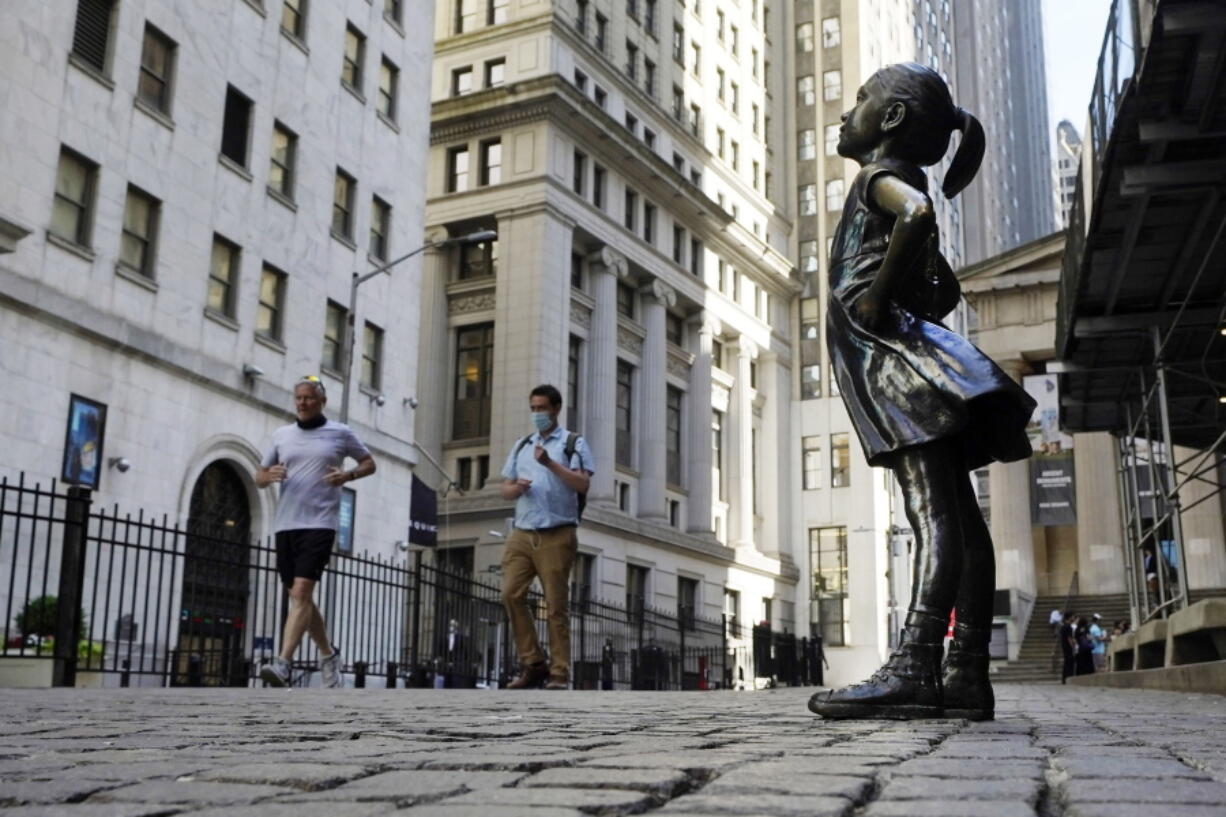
left=564, top=432, right=579, bottom=468
left=514, top=434, right=535, bottom=461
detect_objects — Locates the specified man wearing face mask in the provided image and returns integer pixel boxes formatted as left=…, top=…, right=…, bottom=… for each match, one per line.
left=498, top=384, right=594, bottom=689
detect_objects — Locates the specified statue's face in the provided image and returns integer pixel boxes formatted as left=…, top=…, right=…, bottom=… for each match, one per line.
left=838, top=75, right=894, bottom=160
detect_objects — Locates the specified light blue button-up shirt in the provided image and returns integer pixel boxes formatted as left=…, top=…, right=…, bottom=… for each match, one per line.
left=501, top=425, right=595, bottom=529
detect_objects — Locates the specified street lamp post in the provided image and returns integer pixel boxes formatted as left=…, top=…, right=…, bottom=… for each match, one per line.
left=338, top=229, right=496, bottom=425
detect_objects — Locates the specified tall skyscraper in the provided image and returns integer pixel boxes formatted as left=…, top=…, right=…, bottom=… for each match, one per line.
left=1053, top=120, right=1083, bottom=229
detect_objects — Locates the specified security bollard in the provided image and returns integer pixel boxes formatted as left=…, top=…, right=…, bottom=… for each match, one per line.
left=354, top=661, right=368, bottom=688
left=386, top=661, right=397, bottom=688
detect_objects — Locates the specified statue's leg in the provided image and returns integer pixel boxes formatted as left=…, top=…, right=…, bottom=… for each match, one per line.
left=943, top=470, right=996, bottom=720
left=809, top=441, right=961, bottom=719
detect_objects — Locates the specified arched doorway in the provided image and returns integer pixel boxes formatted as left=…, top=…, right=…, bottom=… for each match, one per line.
left=174, top=461, right=252, bottom=686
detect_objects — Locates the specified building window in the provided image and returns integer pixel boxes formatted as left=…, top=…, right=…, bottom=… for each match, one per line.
left=137, top=25, right=176, bottom=114
left=672, top=85, right=684, bottom=119
left=573, top=150, right=586, bottom=195
left=458, top=236, right=497, bottom=280
left=72, top=0, right=116, bottom=73
left=712, top=409, right=725, bottom=501
left=645, top=0, right=657, bottom=32
left=616, top=282, right=635, bottom=319
left=711, top=338, right=725, bottom=370
left=342, top=24, right=365, bottom=93
left=644, top=58, right=657, bottom=96
left=672, top=22, right=684, bottom=63
left=689, top=41, right=700, bottom=74
left=573, top=551, right=596, bottom=605
left=716, top=127, right=726, bottom=159
left=822, top=16, right=841, bottom=48
left=220, top=85, right=253, bottom=167
left=625, top=112, right=638, bottom=134
left=672, top=224, right=685, bottom=265
left=568, top=335, right=582, bottom=430
left=447, top=145, right=470, bottom=193
left=573, top=69, right=588, bottom=91
left=724, top=588, right=740, bottom=636
left=257, top=264, right=286, bottom=342
left=643, top=202, right=656, bottom=243
left=452, top=66, right=473, bottom=96
left=826, top=178, right=845, bottom=212
left=479, top=138, right=502, bottom=186
left=797, top=75, right=815, bottom=106
left=617, top=480, right=631, bottom=511
left=593, top=164, right=606, bottom=209
left=716, top=8, right=725, bottom=40
left=594, top=85, right=607, bottom=108
left=616, top=360, right=634, bottom=467
left=595, top=13, right=608, bottom=51
left=666, top=385, right=682, bottom=486
left=377, top=58, right=399, bottom=120
left=666, top=313, right=684, bottom=346
left=626, top=41, right=638, bottom=78
left=799, top=184, right=816, bottom=215
left=628, top=0, right=639, bottom=20
left=810, top=526, right=848, bottom=646
left=119, top=186, right=159, bottom=278
left=825, top=124, right=840, bottom=156
left=571, top=252, right=584, bottom=290
left=322, top=300, right=346, bottom=372
left=800, top=239, right=818, bottom=273
left=207, top=235, right=240, bottom=318
left=796, top=22, right=814, bottom=52
left=626, top=564, right=649, bottom=618
left=678, top=576, right=697, bottom=629
left=332, top=168, right=355, bottom=239
left=802, top=435, right=822, bottom=490
left=823, top=70, right=842, bottom=101
left=730, top=82, right=739, bottom=114
left=801, top=297, right=821, bottom=398
left=484, top=58, right=505, bottom=87
left=799, top=129, right=816, bottom=160
left=488, top=0, right=508, bottom=24
left=50, top=147, right=98, bottom=248
left=730, top=141, right=739, bottom=170
left=624, top=187, right=638, bottom=231
left=831, top=432, right=851, bottom=487
left=282, top=0, right=306, bottom=39
left=369, top=196, right=391, bottom=260
left=384, top=0, right=402, bottom=24
left=456, top=0, right=477, bottom=32
left=361, top=322, right=384, bottom=391
left=268, top=122, right=297, bottom=200
left=690, top=238, right=703, bottom=276
left=454, top=323, right=495, bottom=439
left=729, top=24, right=738, bottom=54
left=576, top=0, right=588, bottom=32
left=716, top=67, right=726, bottom=101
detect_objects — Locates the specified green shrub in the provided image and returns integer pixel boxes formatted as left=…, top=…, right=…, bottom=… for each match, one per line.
left=14, top=596, right=88, bottom=637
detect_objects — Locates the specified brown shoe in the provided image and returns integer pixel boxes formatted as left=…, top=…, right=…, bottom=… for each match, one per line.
left=544, top=676, right=569, bottom=690
left=506, top=662, right=549, bottom=689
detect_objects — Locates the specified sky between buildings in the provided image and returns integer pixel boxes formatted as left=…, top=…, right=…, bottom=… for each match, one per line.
left=1043, top=0, right=1114, bottom=144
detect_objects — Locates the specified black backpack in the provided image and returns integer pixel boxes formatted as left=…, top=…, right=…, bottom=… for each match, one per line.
left=515, top=432, right=587, bottom=520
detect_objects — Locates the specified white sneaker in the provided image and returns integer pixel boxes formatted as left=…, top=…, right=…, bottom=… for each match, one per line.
left=259, top=657, right=292, bottom=688
left=320, top=650, right=342, bottom=688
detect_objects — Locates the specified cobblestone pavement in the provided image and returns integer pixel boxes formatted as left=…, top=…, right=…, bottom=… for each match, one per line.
left=1, top=683, right=1225, bottom=816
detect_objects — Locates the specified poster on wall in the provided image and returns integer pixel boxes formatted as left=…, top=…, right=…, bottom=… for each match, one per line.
left=337, top=487, right=356, bottom=553
left=1024, top=374, right=1077, bottom=526
left=61, top=394, right=107, bottom=490
left=408, top=474, right=438, bottom=547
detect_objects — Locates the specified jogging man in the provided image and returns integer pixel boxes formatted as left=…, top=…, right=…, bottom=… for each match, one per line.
left=499, top=384, right=593, bottom=689
left=256, top=376, right=375, bottom=687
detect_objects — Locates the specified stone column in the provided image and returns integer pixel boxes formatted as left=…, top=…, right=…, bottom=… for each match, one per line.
left=757, top=349, right=786, bottom=559
left=413, top=228, right=452, bottom=477
left=990, top=358, right=1036, bottom=597
left=686, top=315, right=717, bottom=534
left=729, top=336, right=757, bottom=549
left=637, top=279, right=675, bottom=520
left=488, top=206, right=575, bottom=472
left=585, top=246, right=628, bottom=505
left=1176, top=444, right=1226, bottom=591
left=1074, top=431, right=1126, bottom=594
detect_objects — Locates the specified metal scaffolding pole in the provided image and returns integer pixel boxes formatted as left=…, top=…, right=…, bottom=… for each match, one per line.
left=1152, top=326, right=1192, bottom=611
left=1114, top=429, right=1141, bottom=631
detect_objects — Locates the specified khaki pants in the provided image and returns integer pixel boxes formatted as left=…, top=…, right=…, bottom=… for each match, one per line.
left=501, top=525, right=577, bottom=680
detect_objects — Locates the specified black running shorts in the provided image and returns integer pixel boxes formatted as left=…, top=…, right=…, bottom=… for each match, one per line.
left=275, top=528, right=335, bottom=586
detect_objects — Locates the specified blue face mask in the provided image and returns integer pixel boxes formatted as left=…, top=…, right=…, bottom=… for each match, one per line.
left=531, top=412, right=553, bottom=432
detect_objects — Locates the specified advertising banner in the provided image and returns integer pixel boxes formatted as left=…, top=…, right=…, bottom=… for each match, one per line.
left=1024, top=374, right=1077, bottom=526
left=408, top=474, right=438, bottom=546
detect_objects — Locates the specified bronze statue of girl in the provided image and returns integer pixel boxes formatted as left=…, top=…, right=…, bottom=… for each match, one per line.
left=808, top=63, right=1036, bottom=720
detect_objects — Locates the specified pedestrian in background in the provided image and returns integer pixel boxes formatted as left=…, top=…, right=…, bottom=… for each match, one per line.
left=1074, top=618, right=1096, bottom=676
left=255, top=376, right=376, bottom=688
left=1059, top=611, right=1077, bottom=683
left=1049, top=608, right=1064, bottom=635
left=1089, top=613, right=1107, bottom=672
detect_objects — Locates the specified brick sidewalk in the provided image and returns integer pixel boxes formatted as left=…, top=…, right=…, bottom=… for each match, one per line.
left=1, top=683, right=1224, bottom=816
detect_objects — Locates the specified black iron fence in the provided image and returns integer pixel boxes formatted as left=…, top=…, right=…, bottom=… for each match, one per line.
left=1, top=474, right=822, bottom=689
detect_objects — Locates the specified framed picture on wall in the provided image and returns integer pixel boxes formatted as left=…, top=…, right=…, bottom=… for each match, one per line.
left=62, top=394, right=108, bottom=490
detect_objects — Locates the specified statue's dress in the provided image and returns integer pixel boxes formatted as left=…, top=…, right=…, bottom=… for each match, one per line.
left=826, top=159, right=1036, bottom=470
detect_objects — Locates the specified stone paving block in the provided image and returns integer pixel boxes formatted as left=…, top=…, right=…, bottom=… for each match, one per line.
left=0, top=779, right=121, bottom=805
left=187, top=804, right=395, bottom=817
left=702, top=771, right=871, bottom=800
left=655, top=793, right=853, bottom=816
left=398, top=808, right=585, bottom=817
left=0, top=806, right=184, bottom=817
left=86, top=780, right=293, bottom=806
left=578, top=751, right=756, bottom=772
left=440, top=786, right=654, bottom=812
left=879, top=777, right=1041, bottom=804
left=1063, top=779, right=1226, bottom=804
left=523, top=766, right=690, bottom=796
left=274, top=770, right=523, bottom=804
left=192, top=762, right=373, bottom=789
left=1066, top=804, right=1226, bottom=817
left=864, top=801, right=1038, bottom=817
left=421, top=753, right=575, bottom=771
left=929, top=742, right=1048, bottom=759
left=1053, top=756, right=1210, bottom=779
left=892, top=758, right=1044, bottom=779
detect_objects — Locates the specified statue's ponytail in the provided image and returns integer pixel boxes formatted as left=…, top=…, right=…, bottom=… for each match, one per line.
left=941, top=107, right=985, bottom=198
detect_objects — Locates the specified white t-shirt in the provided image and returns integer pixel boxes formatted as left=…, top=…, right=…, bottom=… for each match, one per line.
left=261, top=420, right=371, bottom=533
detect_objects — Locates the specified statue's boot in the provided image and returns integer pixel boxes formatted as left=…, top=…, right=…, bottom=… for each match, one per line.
left=808, top=612, right=945, bottom=720
left=942, top=623, right=994, bottom=720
